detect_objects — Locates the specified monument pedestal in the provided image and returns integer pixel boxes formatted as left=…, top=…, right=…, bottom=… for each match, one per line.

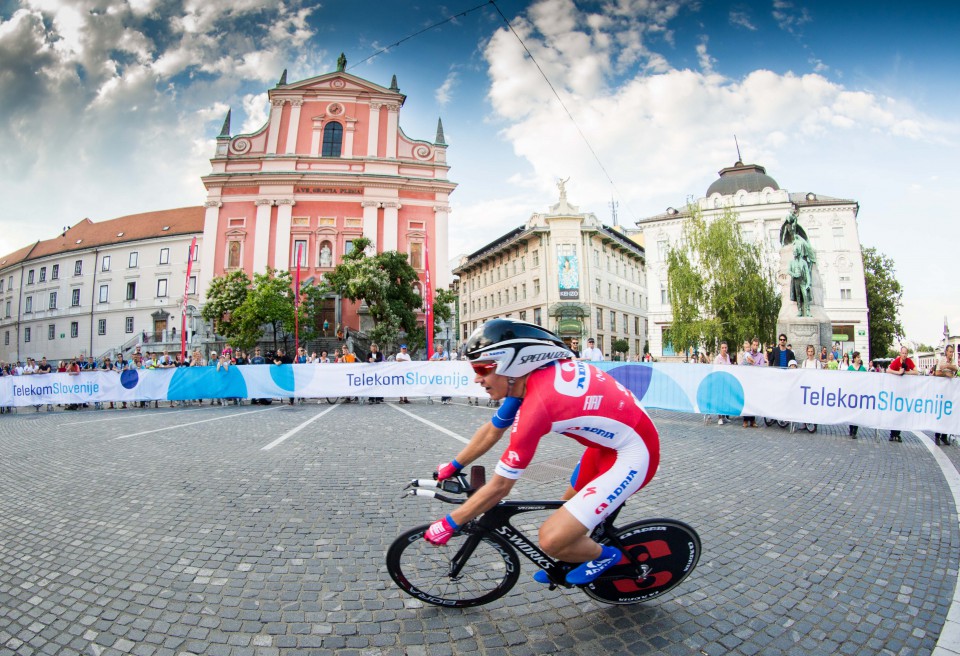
left=776, top=243, right=832, bottom=351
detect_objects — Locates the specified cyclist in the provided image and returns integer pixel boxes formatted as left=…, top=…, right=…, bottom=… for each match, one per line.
left=424, top=319, right=660, bottom=585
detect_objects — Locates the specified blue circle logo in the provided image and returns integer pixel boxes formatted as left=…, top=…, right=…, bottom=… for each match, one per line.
left=120, top=369, right=139, bottom=389
left=696, top=371, right=744, bottom=415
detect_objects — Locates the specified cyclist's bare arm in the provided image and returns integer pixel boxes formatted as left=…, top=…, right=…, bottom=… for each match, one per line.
left=453, top=421, right=510, bottom=467
left=449, top=473, right=516, bottom=527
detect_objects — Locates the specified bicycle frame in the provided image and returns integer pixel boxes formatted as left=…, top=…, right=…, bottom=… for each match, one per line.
left=408, top=474, right=638, bottom=588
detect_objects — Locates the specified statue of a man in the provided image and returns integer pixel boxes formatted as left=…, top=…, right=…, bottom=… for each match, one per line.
left=320, top=243, right=332, bottom=267
left=557, top=177, right=569, bottom=201
left=336, top=52, right=347, bottom=72
left=788, top=242, right=812, bottom=317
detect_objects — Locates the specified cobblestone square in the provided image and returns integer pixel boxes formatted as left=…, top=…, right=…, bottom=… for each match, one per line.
left=0, top=400, right=956, bottom=655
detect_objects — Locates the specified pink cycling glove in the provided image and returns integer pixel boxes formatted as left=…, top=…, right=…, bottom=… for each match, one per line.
left=424, top=515, right=459, bottom=545
left=436, top=459, right=463, bottom=481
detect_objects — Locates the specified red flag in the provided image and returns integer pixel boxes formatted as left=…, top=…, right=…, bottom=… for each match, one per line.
left=294, top=243, right=303, bottom=353
left=181, top=237, right=197, bottom=361
left=424, top=234, right=434, bottom=357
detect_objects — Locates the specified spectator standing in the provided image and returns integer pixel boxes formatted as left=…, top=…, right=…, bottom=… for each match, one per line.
left=847, top=351, right=868, bottom=438
left=368, top=343, right=385, bottom=404
left=316, top=350, right=330, bottom=363
left=394, top=344, right=412, bottom=404
left=840, top=353, right=850, bottom=369
left=568, top=338, right=581, bottom=358
left=581, top=338, right=604, bottom=361
left=887, top=346, right=918, bottom=442
left=769, top=334, right=796, bottom=368
left=802, top=345, right=823, bottom=370
left=250, top=348, right=265, bottom=365
left=274, top=348, right=294, bottom=405
left=740, top=338, right=766, bottom=427
left=825, top=352, right=839, bottom=370
left=37, top=357, right=53, bottom=411
left=819, top=346, right=828, bottom=365
left=713, top=341, right=731, bottom=424
left=934, top=345, right=958, bottom=445
left=430, top=344, right=451, bottom=404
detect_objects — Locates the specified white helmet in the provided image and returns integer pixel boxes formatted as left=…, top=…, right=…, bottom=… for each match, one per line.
left=463, top=319, right=573, bottom=378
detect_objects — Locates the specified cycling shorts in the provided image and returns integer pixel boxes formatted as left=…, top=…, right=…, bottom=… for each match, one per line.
left=563, top=440, right=651, bottom=531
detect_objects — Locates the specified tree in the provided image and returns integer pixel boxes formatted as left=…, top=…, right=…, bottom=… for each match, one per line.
left=862, top=246, right=904, bottom=360
left=245, top=269, right=297, bottom=350
left=323, top=237, right=423, bottom=350
left=200, top=270, right=251, bottom=344
left=666, top=205, right=781, bottom=356
left=611, top=338, right=629, bottom=360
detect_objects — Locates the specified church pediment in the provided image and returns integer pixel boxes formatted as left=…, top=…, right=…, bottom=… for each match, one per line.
left=276, top=72, right=401, bottom=99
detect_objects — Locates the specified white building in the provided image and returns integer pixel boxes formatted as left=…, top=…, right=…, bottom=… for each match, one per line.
left=637, top=160, right=869, bottom=359
left=454, top=190, right=647, bottom=359
left=0, top=208, right=204, bottom=364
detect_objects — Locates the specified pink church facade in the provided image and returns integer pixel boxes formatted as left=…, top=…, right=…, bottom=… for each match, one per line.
left=199, top=63, right=455, bottom=332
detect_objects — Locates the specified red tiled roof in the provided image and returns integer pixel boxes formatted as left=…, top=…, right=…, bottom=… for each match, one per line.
left=0, top=207, right=204, bottom=267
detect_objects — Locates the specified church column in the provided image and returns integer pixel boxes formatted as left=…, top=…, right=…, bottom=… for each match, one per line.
left=382, top=201, right=400, bottom=251
left=433, top=205, right=451, bottom=290
left=198, top=201, right=221, bottom=297
left=274, top=199, right=295, bottom=271
left=266, top=99, right=285, bottom=154
left=343, top=118, right=356, bottom=158
left=361, top=200, right=379, bottom=248
left=384, top=103, right=399, bottom=158
left=366, top=103, right=382, bottom=157
left=253, top=199, right=274, bottom=273
left=284, top=99, right=303, bottom=154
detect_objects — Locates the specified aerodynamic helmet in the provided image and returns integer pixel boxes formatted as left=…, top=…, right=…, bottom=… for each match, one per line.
left=462, top=318, right=573, bottom=378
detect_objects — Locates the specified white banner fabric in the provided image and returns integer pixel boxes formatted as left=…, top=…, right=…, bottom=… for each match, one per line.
left=0, top=362, right=956, bottom=434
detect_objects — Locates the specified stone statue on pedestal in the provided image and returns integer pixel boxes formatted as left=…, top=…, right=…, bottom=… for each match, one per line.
left=776, top=210, right=832, bottom=351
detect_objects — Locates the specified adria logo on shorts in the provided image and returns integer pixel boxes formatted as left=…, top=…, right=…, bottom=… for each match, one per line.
left=595, top=469, right=639, bottom=514
left=506, top=450, right=521, bottom=465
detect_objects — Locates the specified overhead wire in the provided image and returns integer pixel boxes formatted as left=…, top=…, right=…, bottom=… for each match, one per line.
left=346, top=0, right=637, bottom=225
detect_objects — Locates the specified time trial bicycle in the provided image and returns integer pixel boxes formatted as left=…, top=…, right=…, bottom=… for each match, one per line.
left=386, top=466, right=700, bottom=607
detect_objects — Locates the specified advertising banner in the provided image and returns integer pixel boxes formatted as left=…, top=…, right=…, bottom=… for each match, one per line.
left=0, top=362, right=956, bottom=434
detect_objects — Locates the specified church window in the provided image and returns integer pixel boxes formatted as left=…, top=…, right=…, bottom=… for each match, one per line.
left=322, top=122, right=343, bottom=157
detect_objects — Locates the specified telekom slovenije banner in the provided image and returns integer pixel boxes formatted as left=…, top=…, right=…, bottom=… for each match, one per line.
left=0, top=362, right=956, bottom=433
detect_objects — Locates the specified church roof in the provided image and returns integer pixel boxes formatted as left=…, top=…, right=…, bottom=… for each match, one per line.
left=706, top=161, right=780, bottom=196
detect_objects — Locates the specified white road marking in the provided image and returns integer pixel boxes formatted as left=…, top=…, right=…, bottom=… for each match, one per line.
left=113, top=405, right=283, bottom=440
left=261, top=403, right=340, bottom=451
left=58, top=406, right=210, bottom=427
left=388, top=403, right=470, bottom=444
left=923, top=430, right=960, bottom=656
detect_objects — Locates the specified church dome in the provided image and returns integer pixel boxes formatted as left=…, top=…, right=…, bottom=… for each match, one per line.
left=706, top=161, right=780, bottom=197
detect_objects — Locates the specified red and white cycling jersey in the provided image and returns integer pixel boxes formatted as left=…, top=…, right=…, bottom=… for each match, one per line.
left=494, top=359, right=660, bottom=491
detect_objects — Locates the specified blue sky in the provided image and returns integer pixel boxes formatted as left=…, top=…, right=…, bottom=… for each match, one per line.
left=0, top=0, right=956, bottom=346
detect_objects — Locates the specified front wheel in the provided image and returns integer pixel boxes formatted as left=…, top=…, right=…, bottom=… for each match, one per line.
left=386, top=524, right=521, bottom=608
left=325, top=397, right=338, bottom=404
left=804, top=423, right=817, bottom=433
left=583, top=519, right=700, bottom=605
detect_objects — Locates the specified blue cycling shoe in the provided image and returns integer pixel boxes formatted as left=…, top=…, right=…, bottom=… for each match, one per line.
left=565, top=546, right=622, bottom=585
left=532, top=569, right=551, bottom=584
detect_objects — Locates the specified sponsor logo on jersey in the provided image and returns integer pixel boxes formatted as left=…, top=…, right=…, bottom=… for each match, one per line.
left=583, top=395, right=603, bottom=411
left=506, top=450, right=521, bottom=465
left=583, top=486, right=597, bottom=498
left=570, top=425, right=616, bottom=440
left=554, top=360, right=589, bottom=398
left=596, top=469, right=639, bottom=513
left=479, top=348, right=509, bottom=360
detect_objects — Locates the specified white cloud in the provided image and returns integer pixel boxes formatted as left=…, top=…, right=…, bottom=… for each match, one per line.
left=772, top=0, right=811, bottom=35
left=435, top=69, right=458, bottom=106
left=729, top=10, right=757, bottom=31
left=696, top=36, right=715, bottom=74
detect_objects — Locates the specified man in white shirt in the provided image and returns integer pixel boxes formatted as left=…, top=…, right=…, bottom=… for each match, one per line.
left=394, top=344, right=412, bottom=403
left=581, top=338, right=604, bottom=361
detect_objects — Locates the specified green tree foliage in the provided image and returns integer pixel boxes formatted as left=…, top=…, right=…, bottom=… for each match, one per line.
left=200, top=269, right=251, bottom=343
left=323, top=237, right=423, bottom=349
left=862, top=246, right=904, bottom=360
left=666, top=206, right=781, bottom=356
left=246, top=269, right=297, bottom=350
left=611, top=338, right=629, bottom=360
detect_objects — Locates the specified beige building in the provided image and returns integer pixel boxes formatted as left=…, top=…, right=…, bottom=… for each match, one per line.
left=454, top=189, right=647, bottom=359
left=0, top=208, right=204, bottom=364
left=636, top=160, right=869, bottom=359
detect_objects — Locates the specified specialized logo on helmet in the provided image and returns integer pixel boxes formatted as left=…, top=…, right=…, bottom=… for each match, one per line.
left=554, top=360, right=589, bottom=398
left=518, top=350, right=568, bottom=365
left=479, top=348, right=509, bottom=361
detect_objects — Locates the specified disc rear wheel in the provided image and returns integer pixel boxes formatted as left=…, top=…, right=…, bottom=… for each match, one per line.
left=583, top=519, right=700, bottom=605
left=386, top=524, right=521, bottom=607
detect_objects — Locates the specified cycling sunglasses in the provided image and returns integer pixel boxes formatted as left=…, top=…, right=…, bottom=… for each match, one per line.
left=470, top=362, right=498, bottom=376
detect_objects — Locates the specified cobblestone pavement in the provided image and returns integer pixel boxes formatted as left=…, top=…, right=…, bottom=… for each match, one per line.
left=0, top=400, right=956, bottom=656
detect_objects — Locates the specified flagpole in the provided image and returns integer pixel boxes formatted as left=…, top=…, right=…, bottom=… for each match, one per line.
left=181, top=237, right=197, bottom=362
left=294, top=243, right=302, bottom=354
left=424, top=234, right=434, bottom=357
